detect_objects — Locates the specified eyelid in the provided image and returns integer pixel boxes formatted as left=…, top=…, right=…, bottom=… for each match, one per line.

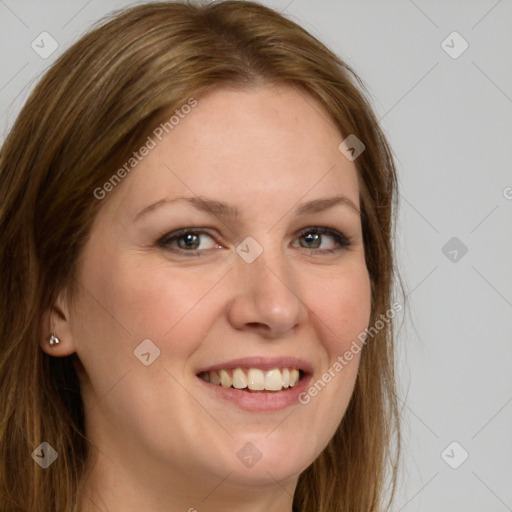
left=157, top=226, right=354, bottom=256
left=293, top=226, right=353, bottom=251
left=157, top=228, right=220, bottom=253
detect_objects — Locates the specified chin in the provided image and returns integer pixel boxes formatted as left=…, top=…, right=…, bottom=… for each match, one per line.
left=220, top=435, right=319, bottom=487
left=227, top=460, right=307, bottom=488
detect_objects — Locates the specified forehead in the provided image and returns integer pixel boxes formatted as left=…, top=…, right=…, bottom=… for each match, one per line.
left=109, top=84, right=360, bottom=221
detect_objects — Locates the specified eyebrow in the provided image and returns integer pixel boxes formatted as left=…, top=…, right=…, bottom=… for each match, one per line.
left=133, top=194, right=361, bottom=221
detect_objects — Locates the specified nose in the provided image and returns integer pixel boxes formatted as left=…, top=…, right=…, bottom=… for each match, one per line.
left=226, top=242, right=308, bottom=338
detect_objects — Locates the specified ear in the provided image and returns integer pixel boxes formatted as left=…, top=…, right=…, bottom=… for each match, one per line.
left=40, top=288, right=77, bottom=357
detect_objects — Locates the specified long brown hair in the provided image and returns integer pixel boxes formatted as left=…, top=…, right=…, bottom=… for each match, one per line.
left=0, top=2, right=403, bottom=510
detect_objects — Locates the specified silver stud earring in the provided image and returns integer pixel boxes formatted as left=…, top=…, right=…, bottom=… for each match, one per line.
left=49, top=333, right=61, bottom=346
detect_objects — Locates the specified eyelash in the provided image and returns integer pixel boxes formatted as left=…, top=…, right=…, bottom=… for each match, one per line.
left=157, top=227, right=353, bottom=257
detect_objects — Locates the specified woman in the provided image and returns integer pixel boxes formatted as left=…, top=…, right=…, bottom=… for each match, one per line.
left=0, top=1, right=403, bottom=511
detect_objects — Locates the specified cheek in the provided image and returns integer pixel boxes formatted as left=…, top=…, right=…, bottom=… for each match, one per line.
left=313, top=262, right=372, bottom=355
left=309, top=263, right=371, bottom=404
left=76, top=245, right=231, bottom=366
left=112, top=257, right=231, bottom=341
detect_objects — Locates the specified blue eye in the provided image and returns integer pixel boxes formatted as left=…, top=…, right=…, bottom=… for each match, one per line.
left=157, top=227, right=353, bottom=256
left=294, top=227, right=353, bottom=253
left=158, top=229, right=218, bottom=254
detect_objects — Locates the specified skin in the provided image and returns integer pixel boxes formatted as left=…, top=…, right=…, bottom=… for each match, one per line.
left=43, top=84, right=372, bottom=512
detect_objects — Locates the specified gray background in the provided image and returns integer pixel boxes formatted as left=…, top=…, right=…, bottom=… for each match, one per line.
left=1, top=1, right=511, bottom=510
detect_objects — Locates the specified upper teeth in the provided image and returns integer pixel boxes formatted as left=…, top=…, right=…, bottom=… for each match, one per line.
left=200, top=368, right=301, bottom=391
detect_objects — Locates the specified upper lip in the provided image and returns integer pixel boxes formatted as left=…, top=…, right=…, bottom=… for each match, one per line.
left=196, top=356, right=313, bottom=375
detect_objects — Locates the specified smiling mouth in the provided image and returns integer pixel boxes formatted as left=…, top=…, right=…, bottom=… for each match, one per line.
left=197, top=367, right=305, bottom=392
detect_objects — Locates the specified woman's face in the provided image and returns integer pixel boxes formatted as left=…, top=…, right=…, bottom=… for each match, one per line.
left=55, top=85, right=372, bottom=499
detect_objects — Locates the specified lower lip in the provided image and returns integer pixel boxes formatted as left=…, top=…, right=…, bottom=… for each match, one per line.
left=197, top=374, right=312, bottom=412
